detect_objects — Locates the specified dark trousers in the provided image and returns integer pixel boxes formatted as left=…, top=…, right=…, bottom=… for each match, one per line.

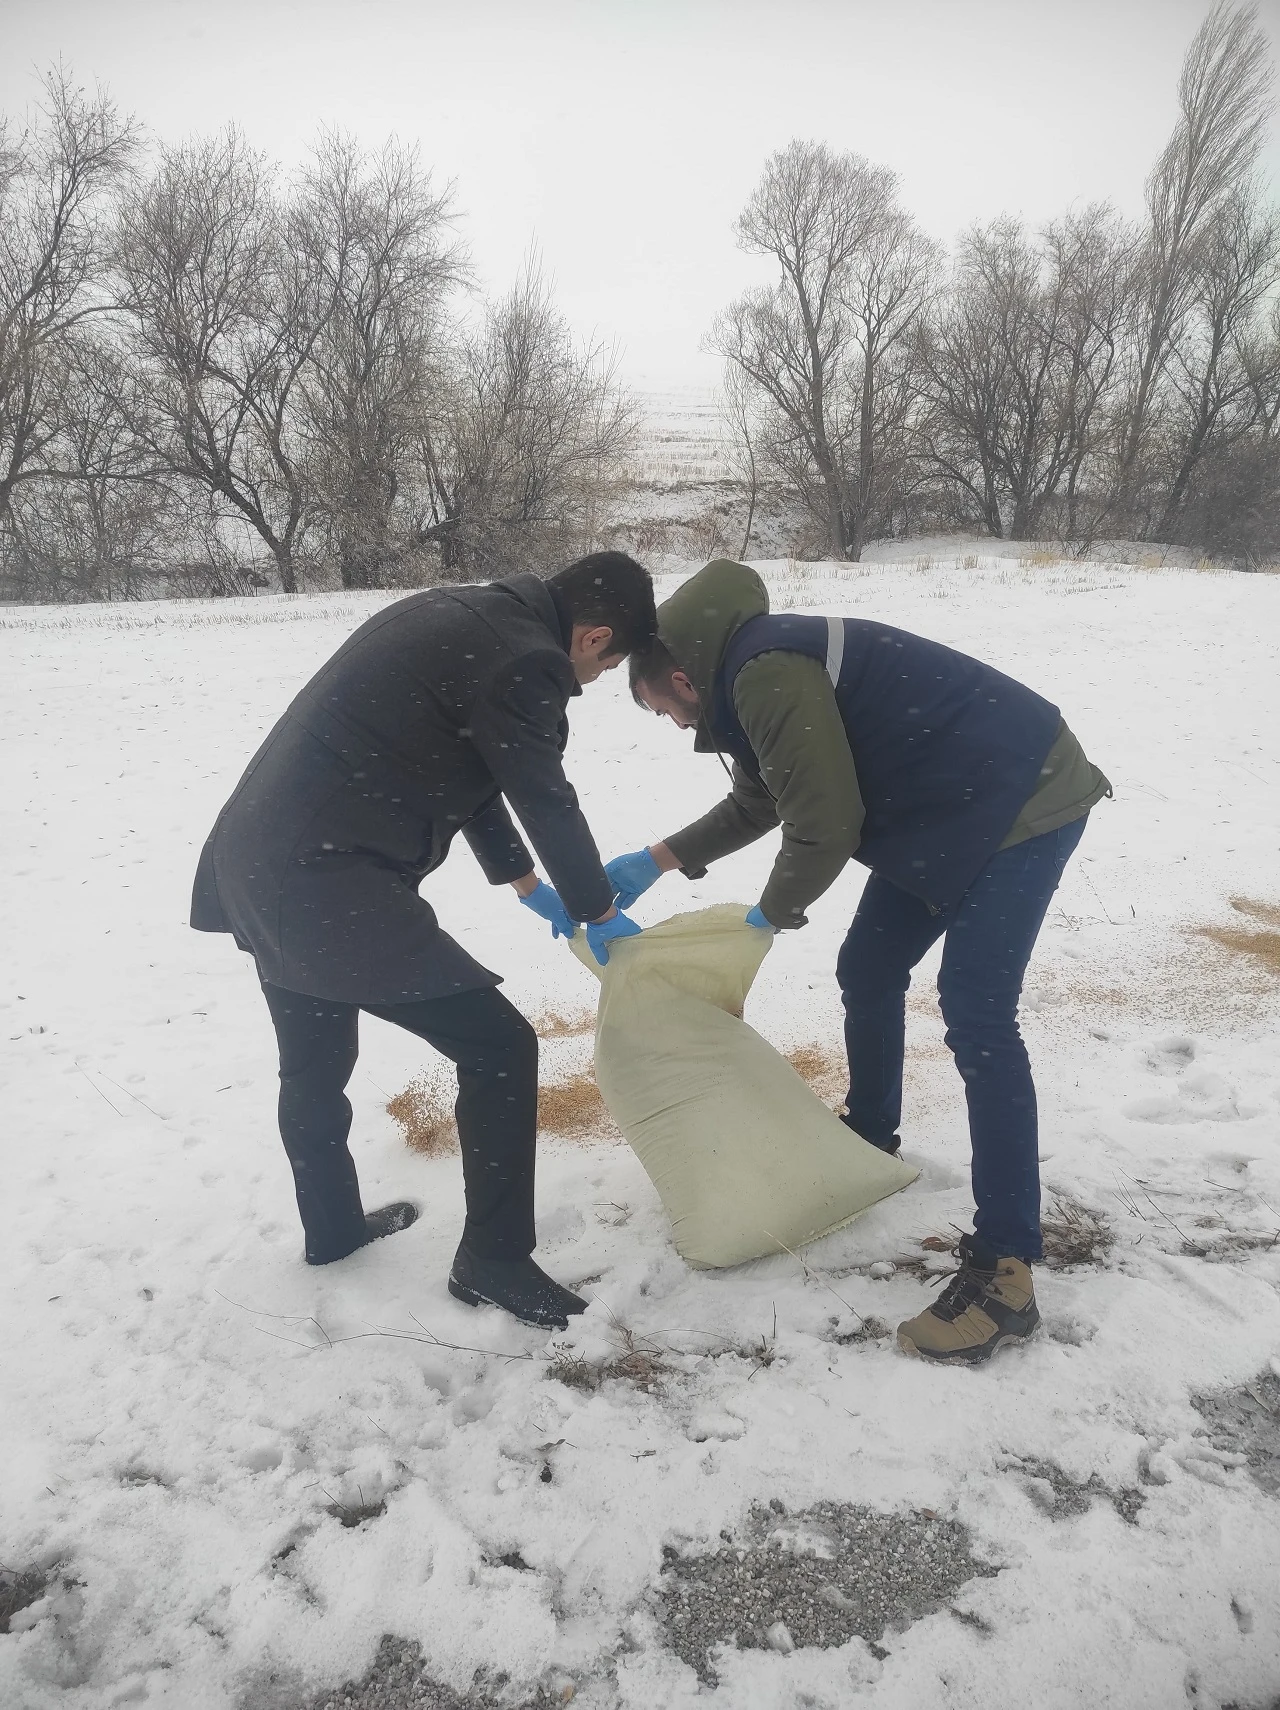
left=837, top=817, right=1087, bottom=1260
left=260, top=982, right=539, bottom=1265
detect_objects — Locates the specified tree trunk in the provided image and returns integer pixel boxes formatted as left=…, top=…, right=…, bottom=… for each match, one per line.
left=273, top=540, right=298, bottom=594
left=850, top=351, right=875, bottom=565
left=1156, top=413, right=1214, bottom=540
left=821, top=464, right=846, bottom=559
left=737, top=441, right=758, bottom=561
left=846, top=512, right=864, bottom=562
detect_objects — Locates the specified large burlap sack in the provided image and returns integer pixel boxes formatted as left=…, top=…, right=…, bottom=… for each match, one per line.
left=568, top=903, right=918, bottom=1268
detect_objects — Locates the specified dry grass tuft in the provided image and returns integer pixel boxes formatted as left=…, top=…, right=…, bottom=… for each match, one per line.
left=547, top=1327, right=668, bottom=1393
left=325, top=1492, right=387, bottom=1529
left=1197, top=895, right=1280, bottom=977
left=1018, top=548, right=1060, bottom=568
left=1, top=1565, right=50, bottom=1634
left=830, top=1315, right=891, bottom=1345
left=539, top=1070, right=616, bottom=1141
left=898, top=1204, right=1114, bottom=1273
left=532, top=1006, right=595, bottom=1039
left=387, top=1075, right=457, bottom=1156
left=1040, top=1196, right=1115, bottom=1269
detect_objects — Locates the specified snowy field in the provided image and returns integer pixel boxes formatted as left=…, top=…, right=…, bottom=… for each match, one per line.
left=629, top=386, right=731, bottom=485
left=3, top=556, right=1280, bottom=1710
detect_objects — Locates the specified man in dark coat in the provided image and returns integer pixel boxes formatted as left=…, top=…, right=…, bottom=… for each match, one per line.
left=192, top=552, right=654, bottom=1328
left=608, top=559, right=1109, bottom=1365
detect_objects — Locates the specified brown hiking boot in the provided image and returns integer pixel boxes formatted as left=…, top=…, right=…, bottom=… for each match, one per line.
left=897, top=1233, right=1039, bottom=1364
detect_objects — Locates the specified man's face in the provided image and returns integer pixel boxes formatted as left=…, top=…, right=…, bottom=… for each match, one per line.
left=636, top=671, right=701, bottom=730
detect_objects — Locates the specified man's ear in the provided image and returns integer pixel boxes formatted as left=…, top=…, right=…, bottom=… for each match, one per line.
left=575, top=622, right=613, bottom=657
left=672, top=670, right=696, bottom=699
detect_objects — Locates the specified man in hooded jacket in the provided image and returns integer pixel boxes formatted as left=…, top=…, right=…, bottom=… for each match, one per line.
left=608, top=559, right=1108, bottom=1364
left=191, top=552, right=652, bottom=1328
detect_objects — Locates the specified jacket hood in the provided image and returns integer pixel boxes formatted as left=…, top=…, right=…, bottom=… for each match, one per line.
left=656, top=559, right=770, bottom=710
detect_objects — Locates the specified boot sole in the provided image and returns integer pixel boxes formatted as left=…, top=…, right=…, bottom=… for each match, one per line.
left=897, top=1318, right=1040, bottom=1365
left=448, top=1275, right=570, bottom=1331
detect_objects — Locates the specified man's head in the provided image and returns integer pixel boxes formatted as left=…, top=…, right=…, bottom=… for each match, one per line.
left=628, top=637, right=702, bottom=729
left=548, top=552, right=657, bottom=685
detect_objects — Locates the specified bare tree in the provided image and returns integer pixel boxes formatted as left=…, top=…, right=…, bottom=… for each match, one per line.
left=709, top=141, right=899, bottom=559
left=918, top=211, right=1141, bottom=542
left=294, top=133, right=465, bottom=588
left=719, top=360, right=761, bottom=558
left=1114, top=0, right=1275, bottom=515
left=421, top=258, right=635, bottom=577
left=114, top=128, right=319, bottom=593
left=709, top=141, right=936, bottom=560
left=10, top=332, right=179, bottom=600
left=1156, top=184, right=1280, bottom=534
left=839, top=207, right=941, bottom=556
left=915, top=223, right=1026, bottom=538
left=1041, top=205, right=1137, bottom=542
left=0, top=69, right=137, bottom=594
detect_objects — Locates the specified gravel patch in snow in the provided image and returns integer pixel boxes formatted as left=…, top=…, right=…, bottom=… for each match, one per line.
left=1001, top=1456, right=1146, bottom=1523
left=1193, top=1370, right=1280, bottom=1495
left=297, top=1637, right=566, bottom=1710
left=658, top=1499, right=995, bottom=1681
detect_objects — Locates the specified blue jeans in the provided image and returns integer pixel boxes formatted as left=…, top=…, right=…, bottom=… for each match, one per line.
left=836, top=817, right=1087, bottom=1260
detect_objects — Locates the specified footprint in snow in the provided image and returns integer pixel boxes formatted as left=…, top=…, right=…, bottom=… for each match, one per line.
left=688, top=1411, right=746, bottom=1443
left=537, top=1205, right=586, bottom=1246
left=1143, top=1035, right=1197, bottom=1074
left=1125, top=1070, right=1244, bottom=1124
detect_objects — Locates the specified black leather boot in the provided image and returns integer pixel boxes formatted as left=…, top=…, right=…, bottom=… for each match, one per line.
left=305, top=1201, right=419, bottom=1265
left=448, top=1244, right=587, bottom=1330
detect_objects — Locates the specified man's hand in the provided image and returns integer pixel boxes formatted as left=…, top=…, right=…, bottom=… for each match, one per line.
left=745, top=905, right=774, bottom=931
left=586, top=908, right=642, bottom=966
left=604, top=841, right=683, bottom=909
left=518, top=879, right=576, bottom=940
left=604, top=848, right=662, bottom=909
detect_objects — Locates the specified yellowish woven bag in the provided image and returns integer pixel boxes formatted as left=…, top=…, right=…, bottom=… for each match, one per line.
left=568, top=904, right=918, bottom=1268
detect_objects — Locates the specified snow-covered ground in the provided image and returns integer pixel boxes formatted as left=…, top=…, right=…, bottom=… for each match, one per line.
left=3, top=556, right=1279, bottom=1710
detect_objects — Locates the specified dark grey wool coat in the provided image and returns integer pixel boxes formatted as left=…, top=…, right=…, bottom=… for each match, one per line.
left=190, top=573, right=614, bottom=1004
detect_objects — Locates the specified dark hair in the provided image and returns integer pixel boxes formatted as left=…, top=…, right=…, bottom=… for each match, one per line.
left=548, top=552, right=656, bottom=657
left=628, top=636, right=681, bottom=705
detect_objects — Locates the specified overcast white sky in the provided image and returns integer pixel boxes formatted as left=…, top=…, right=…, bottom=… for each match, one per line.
left=3, top=0, right=1279, bottom=392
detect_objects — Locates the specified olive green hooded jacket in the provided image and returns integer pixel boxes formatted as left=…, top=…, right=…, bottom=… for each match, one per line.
left=658, top=560, right=1109, bottom=926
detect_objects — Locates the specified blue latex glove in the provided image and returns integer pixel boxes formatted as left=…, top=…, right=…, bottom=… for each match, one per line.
left=520, top=880, right=576, bottom=940
left=745, top=905, right=774, bottom=930
left=604, top=848, right=662, bottom=910
left=586, top=910, right=642, bottom=966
